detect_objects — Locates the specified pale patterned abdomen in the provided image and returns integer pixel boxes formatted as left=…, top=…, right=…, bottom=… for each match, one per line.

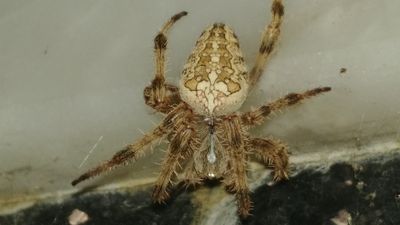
left=179, top=23, right=249, bottom=116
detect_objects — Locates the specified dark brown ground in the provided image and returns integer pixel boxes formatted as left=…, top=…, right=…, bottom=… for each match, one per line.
left=1, top=153, right=399, bottom=225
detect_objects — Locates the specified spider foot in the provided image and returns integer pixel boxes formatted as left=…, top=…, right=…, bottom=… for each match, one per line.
left=272, top=168, right=289, bottom=182
left=152, top=184, right=170, bottom=204
left=236, top=191, right=253, bottom=218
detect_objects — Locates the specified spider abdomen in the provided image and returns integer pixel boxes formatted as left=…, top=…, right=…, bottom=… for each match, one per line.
left=179, top=23, right=249, bottom=116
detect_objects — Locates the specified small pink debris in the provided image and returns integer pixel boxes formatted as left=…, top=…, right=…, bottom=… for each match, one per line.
left=68, top=209, right=89, bottom=225
left=344, top=179, right=353, bottom=186
left=330, top=209, right=352, bottom=225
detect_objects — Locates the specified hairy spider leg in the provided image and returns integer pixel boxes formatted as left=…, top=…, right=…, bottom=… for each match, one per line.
left=71, top=126, right=165, bottom=186
left=241, top=87, right=331, bottom=126
left=249, top=137, right=289, bottom=181
left=152, top=120, right=197, bottom=202
left=143, top=11, right=188, bottom=113
left=71, top=103, right=188, bottom=186
left=220, top=117, right=252, bottom=217
left=249, top=0, right=284, bottom=87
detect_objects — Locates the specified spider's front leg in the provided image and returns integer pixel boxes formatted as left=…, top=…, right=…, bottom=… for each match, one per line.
left=152, top=116, right=197, bottom=203
left=249, top=137, right=289, bottom=181
left=249, top=0, right=284, bottom=87
left=144, top=11, right=188, bottom=114
left=241, top=87, right=331, bottom=126
left=220, top=117, right=252, bottom=217
left=180, top=159, right=203, bottom=188
left=71, top=125, right=166, bottom=186
left=71, top=103, right=187, bottom=186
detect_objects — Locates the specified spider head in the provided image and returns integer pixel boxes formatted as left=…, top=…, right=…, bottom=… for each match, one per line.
left=179, top=23, right=249, bottom=116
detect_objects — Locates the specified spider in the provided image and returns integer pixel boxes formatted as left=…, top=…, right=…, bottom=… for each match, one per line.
left=72, top=0, right=331, bottom=217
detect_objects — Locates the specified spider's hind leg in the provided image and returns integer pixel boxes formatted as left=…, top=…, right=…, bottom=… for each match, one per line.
left=144, top=11, right=188, bottom=114
left=249, top=137, right=289, bottom=181
left=249, top=0, right=284, bottom=87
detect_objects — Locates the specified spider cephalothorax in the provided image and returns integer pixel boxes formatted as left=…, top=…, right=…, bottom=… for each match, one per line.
left=72, top=0, right=330, bottom=217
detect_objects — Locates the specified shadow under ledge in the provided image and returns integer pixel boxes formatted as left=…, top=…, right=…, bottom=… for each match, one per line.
left=0, top=153, right=399, bottom=225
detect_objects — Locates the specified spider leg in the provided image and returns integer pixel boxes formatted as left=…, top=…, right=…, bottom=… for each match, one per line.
left=71, top=103, right=188, bottom=186
left=241, top=87, right=331, bottom=126
left=71, top=126, right=166, bottom=186
left=220, top=117, right=252, bottom=217
left=249, top=137, right=289, bottom=181
left=181, top=159, right=203, bottom=188
left=152, top=122, right=195, bottom=203
left=230, top=151, right=252, bottom=218
left=144, top=11, right=188, bottom=114
left=249, top=0, right=284, bottom=87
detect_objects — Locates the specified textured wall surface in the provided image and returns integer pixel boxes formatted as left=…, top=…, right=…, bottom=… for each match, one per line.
left=1, top=0, right=399, bottom=209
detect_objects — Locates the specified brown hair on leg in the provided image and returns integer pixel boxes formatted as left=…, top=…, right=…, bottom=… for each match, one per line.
left=218, top=116, right=252, bottom=217
left=249, top=0, right=284, bottom=87
left=249, top=137, right=289, bottom=181
left=71, top=103, right=189, bottom=186
left=152, top=111, right=197, bottom=203
left=71, top=125, right=166, bottom=186
left=144, top=11, right=188, bottom=113
left=241, top=87, right=331, bottom=126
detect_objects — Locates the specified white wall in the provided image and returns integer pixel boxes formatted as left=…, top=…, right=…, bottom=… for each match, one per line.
left=1, top=0, right=399, bottom=207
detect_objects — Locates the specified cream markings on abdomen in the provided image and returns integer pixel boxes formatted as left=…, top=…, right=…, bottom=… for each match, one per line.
left=179, top=23, right=249, bottom=116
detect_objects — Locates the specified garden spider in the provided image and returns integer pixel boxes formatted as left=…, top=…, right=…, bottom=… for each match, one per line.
left=72, top=0, right=330, bottom=217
